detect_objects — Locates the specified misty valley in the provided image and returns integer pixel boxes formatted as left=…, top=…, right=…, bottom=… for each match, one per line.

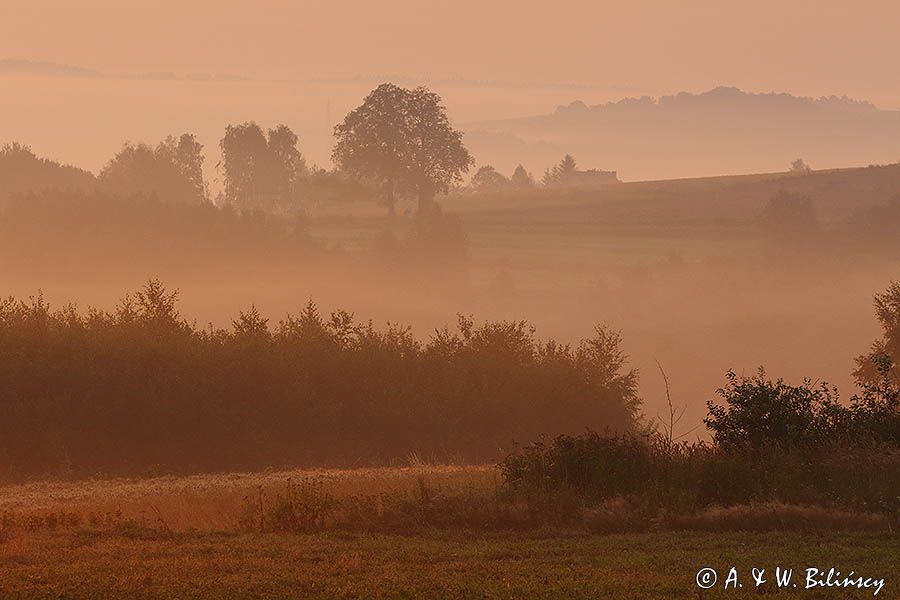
left=1, top=7, right=899, bottom=595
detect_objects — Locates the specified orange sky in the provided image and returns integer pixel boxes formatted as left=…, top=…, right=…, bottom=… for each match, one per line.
left=2, top=0, right=900, bottom=107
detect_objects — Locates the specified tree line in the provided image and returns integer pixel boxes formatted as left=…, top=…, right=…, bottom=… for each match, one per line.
left=0, top=281, right=641, bottom=481
left=1, top=273, right=898, bottom=482
left=1, top=83, right=476, bottom=216
left=2, top=82, right=624, bottom=218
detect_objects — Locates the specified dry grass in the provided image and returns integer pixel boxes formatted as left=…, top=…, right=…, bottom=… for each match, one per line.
left=0, top=467, right=897, bottom=597
left=0, top=465, right=496, bottom=533
left=2, top=466, right=895, bottom=537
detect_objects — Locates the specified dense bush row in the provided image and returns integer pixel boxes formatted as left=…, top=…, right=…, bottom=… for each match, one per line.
left=501, top=434, right=900, bottom=520
left=502, top=368, right=899, bottom=519
left=0, top=281, right=641, bottom=481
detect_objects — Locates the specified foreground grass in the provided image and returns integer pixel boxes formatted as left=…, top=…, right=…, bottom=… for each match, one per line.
left=1, top=467, right=896, bottom=598
left=0, top=529, right=895, bottom=599
left=0, top=465, right=497, bottom=532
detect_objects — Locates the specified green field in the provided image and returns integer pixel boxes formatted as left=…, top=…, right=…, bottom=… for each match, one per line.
left=1, top=530, right=894, bottom=598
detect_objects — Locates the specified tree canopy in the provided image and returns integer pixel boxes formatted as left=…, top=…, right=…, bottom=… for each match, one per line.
left=333, top=83, right=473, bottom=214
left=0, top=143, right=95, bottom=206
left=510, top=164, right=535, bottom=189
left=542, top=154, right=578, bottom=187
left=99, top=135, right=207, bottom=205
left=219, top=122, right=307, bottom=212
left=855, top=280, right=900, bottom=387
left=471, top=165, right=509, bottom=192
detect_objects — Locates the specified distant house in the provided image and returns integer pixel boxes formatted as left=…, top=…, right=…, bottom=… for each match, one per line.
left=566, top=169, right=620, bottom=187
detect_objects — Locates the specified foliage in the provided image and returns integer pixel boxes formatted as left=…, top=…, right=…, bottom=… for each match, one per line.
left=157, top=133, right=206, bottom=199
left=855, top=279, right=900, bottom=386
left=333, top=84, right=473, bottom=214
left=790, top=158, right=811, bottom=175
left=510, top=164, right=536, bottom=189
left=705, top=367, right=898, bottom=449
left=99, top=136, right=207, bottom=205
left=501, top=431, right=900, bottom=519
left=0, top=142, right=95, bottom=205
left=704, top=369, right=847, bottom=448
left=503, top=357, right=900, bottom=520
left=542, top=154, right=578, bottom=187
left=849, top=354, right=900, bottom=443
left=0, top=282, right=641, bottom=480
left=471, top=165, right=509, bottom=192
left=219, top=122, right=307, bottom=212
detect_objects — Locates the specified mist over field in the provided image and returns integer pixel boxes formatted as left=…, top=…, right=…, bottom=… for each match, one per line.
left=1, top=3, right=899, bottom=597
left=2, top=143, right=899, bottom=436
left=5, top=65, right=900, bottom=185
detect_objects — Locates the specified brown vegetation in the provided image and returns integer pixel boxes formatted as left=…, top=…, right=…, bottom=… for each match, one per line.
left=0, top=281, right=640, bottom=481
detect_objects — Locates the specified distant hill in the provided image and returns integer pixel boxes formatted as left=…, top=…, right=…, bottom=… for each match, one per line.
left=465, top=87, right=900, bottom=181
left=450, top=163, right=900, bottom=225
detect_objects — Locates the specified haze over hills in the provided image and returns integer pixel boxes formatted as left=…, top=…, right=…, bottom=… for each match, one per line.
left=466, top=87, right=900, bottom=181
left=3, top=64, right=900, bottom=185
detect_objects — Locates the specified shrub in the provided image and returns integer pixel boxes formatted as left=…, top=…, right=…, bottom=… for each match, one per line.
left=500, top=431, right=900, bottom=520
left=706, top=367, right=899, bottom=449
left=704, top=369, right=848, bottom=449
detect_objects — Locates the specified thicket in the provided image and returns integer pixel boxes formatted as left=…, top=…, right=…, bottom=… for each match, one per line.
left=0, top=281, right=641, bottom=481
left=502, top=366, right=900, bottom=521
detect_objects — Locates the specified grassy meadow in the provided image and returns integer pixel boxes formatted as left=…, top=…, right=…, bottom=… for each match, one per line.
left=1, top=466, right=896, bottom=599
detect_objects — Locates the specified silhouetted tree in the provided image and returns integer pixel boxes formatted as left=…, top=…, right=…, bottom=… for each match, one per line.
left=790, top=158, right=811, bottom=175
left=158, top=133, right=206, bottom=199
left=855, top=280, right=900, bottom=387
left=333, top=83, right=473, bottom=215
left=541, top=167, right=557, bottom=187
left=471, top=165, right=509, bottom=192
left=100, top=137, right=206, bottom=205
left=220, top=122, right=306, bottom=211
left=0, top=143, right=95, bottom=205
left=220, top=122, right=268, bottom=209
left=266, top=125, right=307, bottom=207
left=541, top=154, right=578, bottom=187
left=557, top=154, right=578, bottom=182
left=510, top=164, right=535, bottom=189
left=402, top=86, right=474, bottom=211
left=331, top=84, right=408, bottom=215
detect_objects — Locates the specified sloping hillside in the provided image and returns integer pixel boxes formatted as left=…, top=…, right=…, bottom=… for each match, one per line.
left=452, top=163, right=900, bottom=226
left=466, top=87, right=900, bottom=181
